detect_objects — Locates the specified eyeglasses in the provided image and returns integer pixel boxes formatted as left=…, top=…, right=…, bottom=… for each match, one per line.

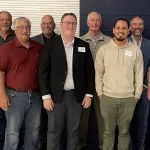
left=61, top=21, right=77, bottom=26
left=15, top=26, right=31, bottom=30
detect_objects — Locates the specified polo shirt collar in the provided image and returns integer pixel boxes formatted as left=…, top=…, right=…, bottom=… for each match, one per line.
left=14, top=37, right=36, bottom=48
left=84, top=31, right=104, bottom=41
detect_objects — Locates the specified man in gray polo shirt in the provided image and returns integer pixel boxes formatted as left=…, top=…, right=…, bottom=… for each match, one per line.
left=80, top=11, right=111, bottom=150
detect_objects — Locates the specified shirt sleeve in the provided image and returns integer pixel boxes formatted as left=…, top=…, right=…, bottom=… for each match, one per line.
left=95, top=47, right=105, bottom=96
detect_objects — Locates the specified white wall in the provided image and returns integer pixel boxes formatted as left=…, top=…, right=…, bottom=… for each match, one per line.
left=0, top=0, right=80, bottom=37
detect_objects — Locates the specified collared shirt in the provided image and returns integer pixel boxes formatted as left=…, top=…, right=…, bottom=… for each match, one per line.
left=89, top=33, right=101, bottom=44
left=81, top=32, right=111, bottom=60
left=0, top=37, right=43, bottom=90
left=63, top=40, right=75, bottom=90
left=0, top=29, right=15, bottom=46
left=42, top=37, right=93, bottom=100
left=131, top=35, right=142, bottom=48
left=131, top=35, right=148, bottom=89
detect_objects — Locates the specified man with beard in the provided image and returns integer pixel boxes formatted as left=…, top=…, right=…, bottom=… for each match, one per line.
left=32, top=14, right=57, bottom=150
left=80, top=11, right=111, bottom=150
left=32, top=15, right=57, bottom=45
left=0, top=11, right=15, bottom=46
left=0, top=17, right=43, bottom=150
left=0, top=11, right=15, bottom=150
left=95, top=18, right=143, bottom=150
left=129, top=16, right=150, bottom=150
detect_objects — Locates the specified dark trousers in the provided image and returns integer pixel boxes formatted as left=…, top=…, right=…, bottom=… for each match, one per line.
left=145, top=101, right=150, bottom=150
left=79, top=92, right=104, bottom=150
left=0, top=108, right=6, bottom=149
left=130, top=89, right=149, bottom=149
left=47, top=90, right=83, bottom=150
left=38, top=107, right=48, bottom=150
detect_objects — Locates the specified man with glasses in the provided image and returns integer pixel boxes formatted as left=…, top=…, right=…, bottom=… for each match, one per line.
left=0, top=17, right=43, bottom=150
left=39, top=13, right=95, bottom=150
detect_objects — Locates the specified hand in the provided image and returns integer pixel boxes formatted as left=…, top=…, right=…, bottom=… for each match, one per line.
left=134, top=97, right=139, bottom=103
left=43, top=98, right=54, bottom=111
left=82, top=96, right=92, bottom=108
left=0, top=93, right=10, bottom=111
left=98, top=95, right=102, bottom=100
left=147, top=90, right=150, bottom=101
left=143, top=87, right=146, bottom=92
left=147, top=67, right=150, bottom=82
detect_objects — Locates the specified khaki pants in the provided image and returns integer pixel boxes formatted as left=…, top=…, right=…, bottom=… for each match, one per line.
left=79, top=92, right=104, bottom=149
left=100, top=95, right=136, bottom=150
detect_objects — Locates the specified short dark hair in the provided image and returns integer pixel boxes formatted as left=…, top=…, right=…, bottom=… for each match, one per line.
left=130, top=16, right=144, bottom=25
left=113, top=18, right=129, bottom=28
left=61, top=13, right=77, bottom=22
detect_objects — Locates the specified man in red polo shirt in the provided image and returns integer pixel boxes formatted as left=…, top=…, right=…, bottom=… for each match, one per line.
left=0, top=17, right=43, bottom=150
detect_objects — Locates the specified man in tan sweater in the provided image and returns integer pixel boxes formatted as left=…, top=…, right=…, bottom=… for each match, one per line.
left=95, top=18, right=143, bottom=150
left=80, top=12, right=111, bottom=150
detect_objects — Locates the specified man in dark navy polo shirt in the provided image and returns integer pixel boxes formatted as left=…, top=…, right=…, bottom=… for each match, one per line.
left=0, top=17, right=43, bottom=150
left=0, top=11, right=15, bottom=46
left=0, top=11, right=15, bottom=150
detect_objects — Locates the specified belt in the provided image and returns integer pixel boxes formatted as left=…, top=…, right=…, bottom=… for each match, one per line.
left=63, top=89, right=74, bottom=92
left=6, top=86, right=39, bottom=93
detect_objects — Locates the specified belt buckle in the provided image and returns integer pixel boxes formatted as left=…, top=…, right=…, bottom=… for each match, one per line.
left=28, top=89, right=32, bottom=94
left=64, top=89, right=72, bottom=91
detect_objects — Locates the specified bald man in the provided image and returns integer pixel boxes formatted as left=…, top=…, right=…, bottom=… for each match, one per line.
left=32, top=15, right=57, bottom=150
left=32, top=15, right=57, bottom=45
left=80, top=12, right=111, bottom=150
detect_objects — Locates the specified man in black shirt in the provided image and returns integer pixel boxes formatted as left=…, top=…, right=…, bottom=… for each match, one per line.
left=0, top=11, right=15, bottom=150
left=32, top=14, right=57, bottom=150
left=32, top=15, right=57, bottom=45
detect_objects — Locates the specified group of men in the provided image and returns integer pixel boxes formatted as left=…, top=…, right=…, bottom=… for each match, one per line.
left=0, top=10, right=150, bottom=150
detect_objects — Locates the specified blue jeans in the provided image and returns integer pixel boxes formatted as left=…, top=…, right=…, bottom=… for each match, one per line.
left=130, top=89, right=149, bottom=149
left=4, top=89, right=42, bottom=150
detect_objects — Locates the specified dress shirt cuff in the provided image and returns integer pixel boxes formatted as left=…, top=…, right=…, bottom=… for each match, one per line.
left=85, top=94, right=93, bottom=98
left=143, top=84, right=148, bottom=89
left=42, top=94, right=51, bottom=100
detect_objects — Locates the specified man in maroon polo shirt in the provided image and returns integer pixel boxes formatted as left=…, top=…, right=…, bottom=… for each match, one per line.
left=0, top=17, right=43, bottom=150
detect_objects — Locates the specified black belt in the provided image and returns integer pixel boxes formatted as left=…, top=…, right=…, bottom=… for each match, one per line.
left=63, top=89, right=74, bottom=92
left=6, top=86, right=39, bottom=93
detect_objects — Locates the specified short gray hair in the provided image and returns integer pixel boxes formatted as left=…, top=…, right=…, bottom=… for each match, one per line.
left=13, top=17, right=31, bottom=29
left=87, top=12, right=101, bottom=21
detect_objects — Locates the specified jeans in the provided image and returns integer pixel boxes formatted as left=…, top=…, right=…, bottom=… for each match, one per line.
left=4, top=89, right=42, bottom=150
left=130, top=89, right=149, bottom=149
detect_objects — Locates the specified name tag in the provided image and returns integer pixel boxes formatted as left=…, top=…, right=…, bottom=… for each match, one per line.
left=124, top=50, right=133, bottom=56
left=78, top=47, right=85, bottom=52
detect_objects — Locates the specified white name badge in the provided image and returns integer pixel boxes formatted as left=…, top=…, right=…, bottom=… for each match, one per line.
left=78, top=47, right=85, bottom=52
left=124, top=50, right=133, bottom=56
